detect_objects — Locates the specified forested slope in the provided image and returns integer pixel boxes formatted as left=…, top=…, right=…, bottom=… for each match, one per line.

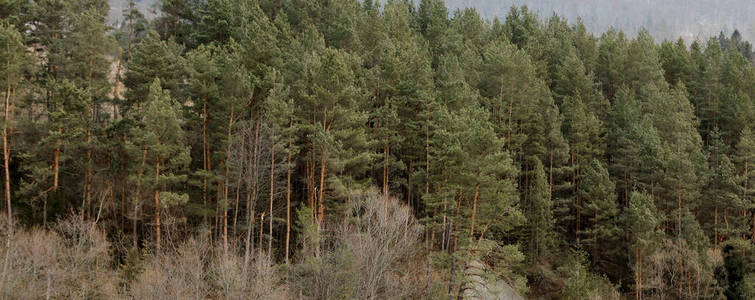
left=2, top=0, right=755, bottom=298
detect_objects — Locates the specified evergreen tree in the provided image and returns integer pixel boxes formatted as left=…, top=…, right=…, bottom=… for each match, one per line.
left=702, top=129, right=742, bottom=250
left=735, top=127, right=755, bottom=242
left=528, top=157, right=555, bottom=262
left=133, top=79, right=190, bottom=251
left=123, top=31, right=184, bottom=108
left=578, top=160, right=619, bottom=270
left=624, top=191, right=662, bottom=299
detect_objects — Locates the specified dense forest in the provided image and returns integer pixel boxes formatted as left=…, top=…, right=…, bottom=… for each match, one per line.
left=1, top=0, right=755, bottom=298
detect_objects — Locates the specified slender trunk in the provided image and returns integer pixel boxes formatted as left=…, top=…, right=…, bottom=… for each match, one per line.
left=223, top=106, right=234, bottom=256
left=501, top=73, right=512, bottom=149
left=202, top=96, right=209, bottom=226
left=724, top=207, right=729, bottom=239
left=677, top=194, right=682, bottom=235
left=549, top=151, right=553, bottom=198
left=259, top=213, right=264, bottom=256
left=285, top=134, right=292, bottom=264
left=3, top=74, right=12, bottom=231
left=52, top=140, right=60, bottom=190
left=268, top=144, right=275, bottom=256
left=121, top=150, right=126, bottom=228
left=636, top=247, right=640, bottom=300
left=84, top=47, right=95, bottom=219
left=593, top=210, right=598, bottom=259
left=318, top=149, right=326, bottom=229
left=714, top=206, right=718, bottom=250
left=425, top=124, right=430, bottom=198
left=383, top=143, right=389, bottom=196
left=408, top=160, right=413, bottom=209
left=233, top=134, right=245, bottom=242
left=469, top=172, right=480, bottom=236
left=244, top=118, right=260, bottom=266
left=112, top=53, right=122, bottom=101
left=133, top=148, right=147, bottom=248
left=576, top=167, right=581, bottom=238
left=154, top=160, right=161, bottom=252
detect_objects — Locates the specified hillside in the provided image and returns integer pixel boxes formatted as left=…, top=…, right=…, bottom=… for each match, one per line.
left=445, top=0, right=755, bottom=42
left=109, top=0, right=755, bottom=42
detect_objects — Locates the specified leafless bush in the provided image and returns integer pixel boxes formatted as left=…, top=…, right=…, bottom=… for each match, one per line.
left=0, top=214, right=118, bottom=299
left=127, top=238, right=286, bottom=299
left=211, top=250, right=285, bottom=299
left=291, top=190, right=424, bottom=299
left=128, top=237, right=209, bottom=299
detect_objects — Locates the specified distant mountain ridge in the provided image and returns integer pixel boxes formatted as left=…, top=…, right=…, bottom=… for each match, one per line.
left=443, top=0, right=755, bottom=43
left=108, top=0, right=755, bottom=43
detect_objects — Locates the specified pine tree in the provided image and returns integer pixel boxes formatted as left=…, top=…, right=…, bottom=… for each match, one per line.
left=703, top=129, right=742, bottom=250
left=66, top=3, right=115, bottom=218
left=659, top=38, right=693, bottom=86
left=735, top=127, right=755, bottom=242
left=624, top=191, right=661, bottom=299
left=263, top=68, right=299, bottom=263
left=595, top=29, right=629, bottom=100
left=185, top=44, right=221, bottom=228
left=579, top=160, right=619, bottom=269
left=528, top=157, right=555, bottom=262
left=649, top=84, right=704, bottom=235
left=123, top=31, right=184, bottom=109
left=295, top=44, right=371, bottom=239
left=134, top=79, right=190, bottom=251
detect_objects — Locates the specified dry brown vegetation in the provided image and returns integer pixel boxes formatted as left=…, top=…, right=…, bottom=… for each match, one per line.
left=0, top=191, right=430, bottom=299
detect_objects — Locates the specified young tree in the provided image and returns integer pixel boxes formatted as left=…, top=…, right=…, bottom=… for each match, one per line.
left=578, top=160, right=619, bottom=268
left=528, top=158, right=556, bottom=262
left=624, top=191, right=661, bottom=300
left=134, top=79, right=190, bottom=251
left=735, top=127, right=755, bottom=242
left=263, top=69, right=298, bottom=263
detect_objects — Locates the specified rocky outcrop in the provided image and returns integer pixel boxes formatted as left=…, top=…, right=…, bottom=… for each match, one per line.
left=462, top=260, right=524, bottom=300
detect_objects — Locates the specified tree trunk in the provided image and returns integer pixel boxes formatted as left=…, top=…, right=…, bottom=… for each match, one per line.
left=285, top=134, right=292, bottom=264
left=3, top=75, right=12, bottom=231
left=259, top=213, right=265, bottom=256
left=223, top=106, right=234, bottom=256
left=268, top=143, right=275, bottom=255
left=383, top=143, right=389, bottom=196
left=714, top=206, right=718, bottom=250
left=202, top=96, right=209, bottom=226
left=154, top=160, right=161, bottom=252
left=318, top=149, right=326, bottom=230
left=233, top=136, right=245, bottom=241
left=408, top=159, right=413, bottom=209
left=636, top=247, right=640, bottom=300
left=121, top=150, right=126, bottom=228
left=677, top=194, right=682, bottom=235
left=469, top=172, right=480, bottom=236
left=84, top=47, right=95, bottom=219
left=244, top=117, right=260, bottom=266
left=133, top=148, right=147, bottom=248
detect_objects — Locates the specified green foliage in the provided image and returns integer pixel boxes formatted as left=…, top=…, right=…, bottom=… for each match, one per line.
left=6, top=2, right=755, bottom=298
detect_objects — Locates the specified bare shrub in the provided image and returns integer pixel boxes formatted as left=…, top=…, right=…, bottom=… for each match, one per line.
left=128, top=237, right=209, bottom=299
left=291, top=191, right=423, bottom=299
left=128, top=238, right=285, bottom=299
left=0, top=215, right=118, bottom=299
left=211, top=251, right=285, bottom=299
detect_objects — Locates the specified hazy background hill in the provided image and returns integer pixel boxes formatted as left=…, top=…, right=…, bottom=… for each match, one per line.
left=108, top=0, right=755, bottom=42
left=444, top=0, right=755, bottom=42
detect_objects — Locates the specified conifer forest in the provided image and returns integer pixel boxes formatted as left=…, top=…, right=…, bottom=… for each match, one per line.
left=2, top=0, right=755, bottom=298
